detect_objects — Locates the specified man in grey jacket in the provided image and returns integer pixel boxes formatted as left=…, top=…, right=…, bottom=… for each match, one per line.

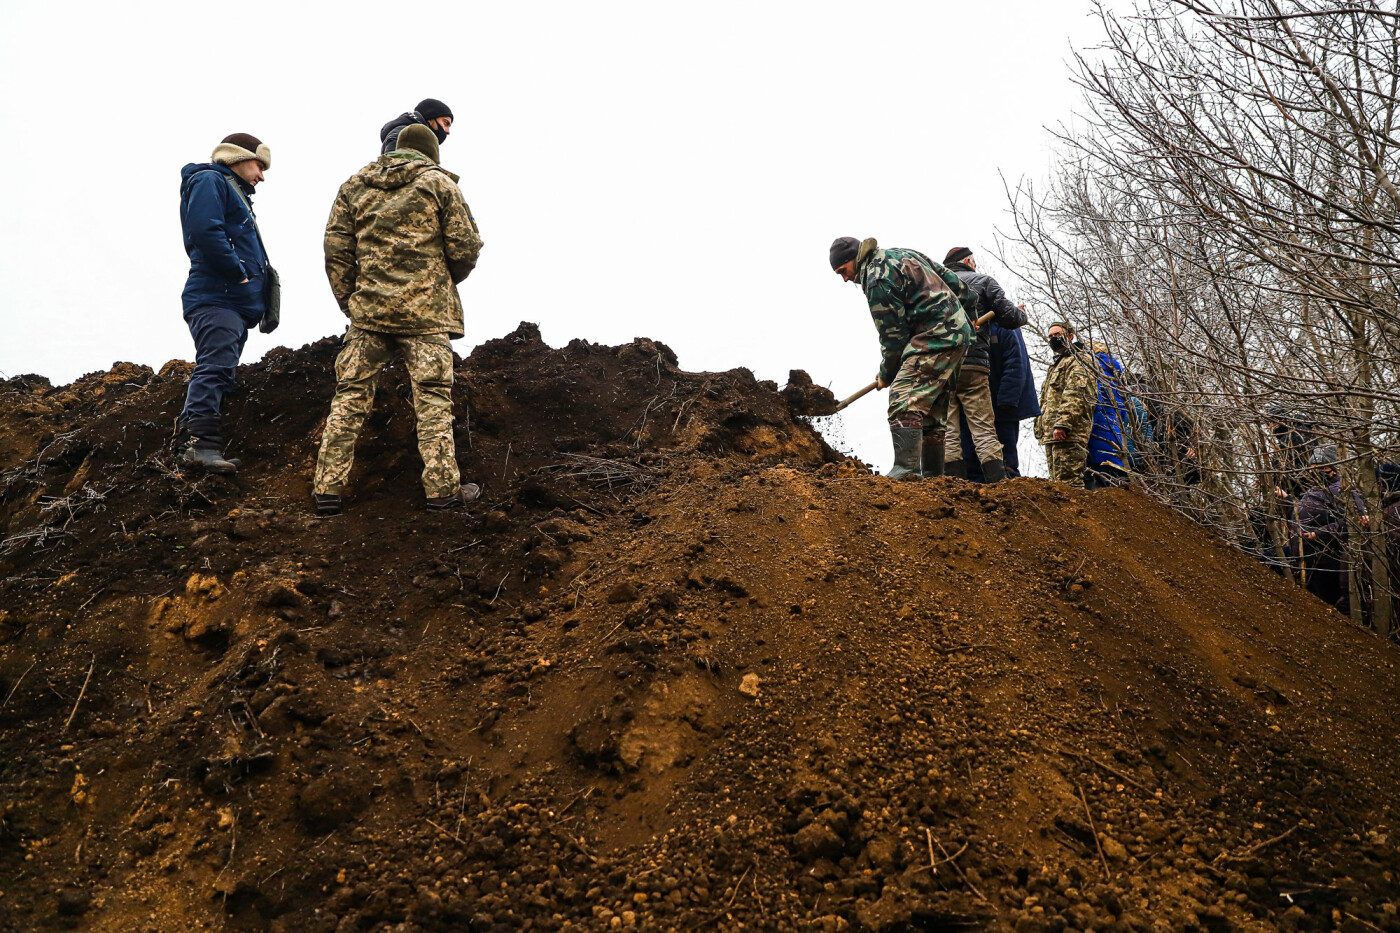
left=941, top=247, right=1030, bottom=483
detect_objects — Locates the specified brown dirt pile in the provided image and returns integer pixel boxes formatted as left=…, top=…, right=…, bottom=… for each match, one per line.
left=1, top=325, right=1398, bottom=933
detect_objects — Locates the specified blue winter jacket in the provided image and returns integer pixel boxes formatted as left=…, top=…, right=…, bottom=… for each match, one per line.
left=987, top=320, right=1040, bottom=423
left=179, top=163, right=268, bottom=320
left=1087, top=345, right=1130, bottom=470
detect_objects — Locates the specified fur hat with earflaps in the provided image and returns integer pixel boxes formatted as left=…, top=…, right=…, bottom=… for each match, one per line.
left=396, top=124, right=440, bottom=164
left=211, top=133, right=271, bottom=170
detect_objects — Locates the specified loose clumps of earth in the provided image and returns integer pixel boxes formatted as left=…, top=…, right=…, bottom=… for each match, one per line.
left=1, top=323, right=1398, bottom=932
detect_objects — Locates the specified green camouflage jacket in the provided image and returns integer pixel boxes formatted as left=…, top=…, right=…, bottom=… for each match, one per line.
left=1034, top=346, right=1097, bottom=443
left=324, top=151, right=482, bottom=338
left=858, top=245, right=976, bottom=384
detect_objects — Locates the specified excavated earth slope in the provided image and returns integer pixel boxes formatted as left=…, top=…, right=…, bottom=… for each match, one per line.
left=1, top=324, right=1399, bottom=933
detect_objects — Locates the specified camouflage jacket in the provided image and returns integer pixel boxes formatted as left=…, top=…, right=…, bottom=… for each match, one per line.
left=858, top=246, right=976, bottom=384
left=1034, top=346, right=1098, bottom=443
left=324, top=152, right=482, bottom=338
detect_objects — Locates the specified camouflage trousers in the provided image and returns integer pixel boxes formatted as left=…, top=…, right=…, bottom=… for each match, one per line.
left=887, top=331, right=968, bottom=433
left=313, top=326, right=460, bottom=498
left=1045, top=441, right=1088, bottom=488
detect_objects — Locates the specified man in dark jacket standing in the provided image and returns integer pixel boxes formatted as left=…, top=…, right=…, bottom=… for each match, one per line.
left=960, top=318, right=1040, bottom=480
left=177, top=133, right=276, bottom=473
left=380, top=98, right=454, bottom=155
left=941, top=248, right=1029, bottom=483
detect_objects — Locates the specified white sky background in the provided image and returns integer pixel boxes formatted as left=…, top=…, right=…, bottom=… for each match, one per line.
left=0, top=1, right=1105, bottom=476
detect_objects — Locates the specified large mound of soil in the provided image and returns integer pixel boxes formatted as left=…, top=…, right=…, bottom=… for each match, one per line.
left=2, top=325, right=1398, bottom=933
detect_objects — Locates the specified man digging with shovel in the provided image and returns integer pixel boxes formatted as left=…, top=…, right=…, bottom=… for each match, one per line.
left=831, top=237, right=976, bottom=479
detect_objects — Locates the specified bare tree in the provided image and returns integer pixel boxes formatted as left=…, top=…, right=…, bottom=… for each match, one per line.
left=1004, top=0, right=1400, bottom=634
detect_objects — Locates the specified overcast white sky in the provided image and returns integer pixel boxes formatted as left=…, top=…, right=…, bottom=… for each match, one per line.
left=0, top=1, right=1104, bottom=475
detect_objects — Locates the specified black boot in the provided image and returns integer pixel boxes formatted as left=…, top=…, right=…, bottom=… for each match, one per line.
left=887, top=428, right=923, bottom=480
left=980, top=458, right=1007, bottom=484
left=178, top=416, right=237, bottom=475
left=923, top=440, right=946, bottom=478
left=943, top=459, right=967, bottom=479
left=427, top=484, right=483, bottom=511
left=312, top=493, right=343, bottom=516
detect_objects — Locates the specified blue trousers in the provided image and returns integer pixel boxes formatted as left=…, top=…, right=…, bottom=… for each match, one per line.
left=961, top=417, right=1022, bottom=481
left=180, top=304, right=255, bottom=423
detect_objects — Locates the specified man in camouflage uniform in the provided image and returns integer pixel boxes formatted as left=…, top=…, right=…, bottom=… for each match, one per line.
left=1034, top=321, right=1098, bottom=488
left=831, top=236, right=976, bottom=479
left=313, top=124, right=483, bottom=515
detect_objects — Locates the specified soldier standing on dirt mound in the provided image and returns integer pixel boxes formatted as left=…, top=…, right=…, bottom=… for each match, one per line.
left=379, top=97, right=454, bottom=155
left=830, top=236, right=976, bottom=479
left=312, top=124, right=483, bottom=516
left=1034, top=321, right=1098, bottom=488
left=942, top=247, right=1030, bottom=484
left=176, top=133, right=279, bottom=474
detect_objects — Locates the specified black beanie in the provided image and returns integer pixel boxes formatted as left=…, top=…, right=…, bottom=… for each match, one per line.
left=830, top=236, right=860, bottom=270
left=945, top=246, right=973, bottom=264
left=416, top=98, right=454, bottom=122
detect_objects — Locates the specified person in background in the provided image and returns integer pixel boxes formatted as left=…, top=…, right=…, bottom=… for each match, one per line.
left=1035, top=322, right=1097, bottom=488
left=380, top=98, right=454, bottom=155
left=1287, top=445, right=1368, bottom=614
left=1083, top=339, right=1133, bottom=489
left=176, top=133, right=277, bottom=474
left=941, top=247, right=1030, bottom=483
left=1126, top=377, right=1200, bottom=486
left=960, top=316, right=1039, bottom=481
left=1249, top=407, right=1317, bottom=567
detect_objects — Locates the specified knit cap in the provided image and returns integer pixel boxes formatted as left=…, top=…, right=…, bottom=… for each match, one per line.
left=396, top=124, right=440, bottom=163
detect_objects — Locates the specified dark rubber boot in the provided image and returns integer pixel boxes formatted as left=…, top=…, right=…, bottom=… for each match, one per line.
left=887, top=428, right=923, bottom=481
left=923, top=441, right=946, bottom=478
left=980, top=458, right=1007, bottom=484
left=943, top=459, right=967, bottom=479
left=312, top=494, right=343, bottom=516
left=427, top=483, right=483, bottom=511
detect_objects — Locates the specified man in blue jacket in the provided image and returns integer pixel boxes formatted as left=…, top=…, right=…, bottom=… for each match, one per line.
left=960, top=319, right=1040, bottom=480
left=177, top=133, right=275, bottom=473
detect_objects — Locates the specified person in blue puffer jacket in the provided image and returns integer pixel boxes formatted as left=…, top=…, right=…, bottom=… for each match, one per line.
left=1084, top=341, right=1132, bottom=489
left=177, top=132, right=274, bottom=473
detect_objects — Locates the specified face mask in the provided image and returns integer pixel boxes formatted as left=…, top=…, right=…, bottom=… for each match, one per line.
left=1049, top=335, right=1068, bottom=354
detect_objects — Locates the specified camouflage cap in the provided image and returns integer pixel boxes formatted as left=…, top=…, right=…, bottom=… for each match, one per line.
left=397, top=124, right=440, bottom=163
left=1047, top=320, right=1075, bottom=333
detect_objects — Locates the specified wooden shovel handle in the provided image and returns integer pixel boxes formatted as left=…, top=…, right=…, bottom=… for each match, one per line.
left=834, top=381, right=880, bottom=413
left=974, top=310, right=996, bottom=330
